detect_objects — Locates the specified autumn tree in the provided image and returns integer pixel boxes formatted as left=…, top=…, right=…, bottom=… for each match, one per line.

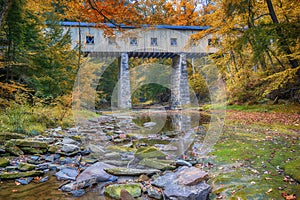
left=196, top=0, right=300, bottom=103
left=0, top=0, right=79, bottom=103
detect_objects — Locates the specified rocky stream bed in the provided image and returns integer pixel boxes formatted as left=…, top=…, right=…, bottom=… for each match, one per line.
left=0, top=111, right=215, bottom=199
left=0, top=110, right=299, bottom=200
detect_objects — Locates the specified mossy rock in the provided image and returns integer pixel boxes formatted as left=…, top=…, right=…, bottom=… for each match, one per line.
left=81, top=158, right=98, bottom=164
left=135, top=147, right=166, bottom=159
left=106, top=145, right=136, bottom=153
left=135, top=138, right=171, bottom=146
left=0, top=132, right=25, bottom=141
left=20, top=147, right=46, bottom=154
left=13, top=139, right=49, bottom=149
left=105, top=132, right=115, bottom=136
left=104, top=183, right=141, bottom=199
left=139, top=158, right=176, bottom=170
left=284, top=158, right=300, bottom=182
left=104, top=152, right=122, bottom=159
left=0, top=158, right=10, bottom=167
left=70, top=135, right=82, bottom=141
left=0, top=171, right=44, bottom=179
left=48, top=145, right=59, bottom=153
left=104, top=167, right=160, bottom=176
left=5, top=144, right=24, bottom=156
left=18, top=162, right=36, bottom=171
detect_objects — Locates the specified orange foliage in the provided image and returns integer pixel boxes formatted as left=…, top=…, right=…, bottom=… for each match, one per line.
left=62, top=0, right=201, bottom=34
left=63, top=0, right=143, bottom=34
left=0, top=82, right=28, bottom=97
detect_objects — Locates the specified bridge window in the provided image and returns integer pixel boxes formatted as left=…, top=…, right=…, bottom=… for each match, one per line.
left=151, top=38, right=158, bottom=46
left=108, top=37, right=116, bottom=45
left=130, top=37, right=138, bottom=46
left=208, top=39, right=212, bottom=45
left=86, top=35, right=94, bottom=44
left=171, top=38, right=177, bottom=46
left=190, top=39, right=197, bottom=47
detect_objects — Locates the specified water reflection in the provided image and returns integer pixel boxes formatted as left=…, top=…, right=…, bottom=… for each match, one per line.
left=131, top=110, right=206, bottom=157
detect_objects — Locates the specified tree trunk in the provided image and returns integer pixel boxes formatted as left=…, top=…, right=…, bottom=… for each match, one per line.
left=265, top=0, right=299, bottom=70
left=0, top=0, right=12, bottom=30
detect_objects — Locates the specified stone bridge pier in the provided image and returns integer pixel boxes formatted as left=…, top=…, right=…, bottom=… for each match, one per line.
left=117, top=53, right=190, bottom=110
left=118, top=53, right=131, bottom=109
left=171, top=54, right=190, bottom=109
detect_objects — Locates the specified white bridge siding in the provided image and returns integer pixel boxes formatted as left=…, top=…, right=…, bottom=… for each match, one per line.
left=61, top=22, right=216, bottom=58
left=62, top=22, right=213, bottom=109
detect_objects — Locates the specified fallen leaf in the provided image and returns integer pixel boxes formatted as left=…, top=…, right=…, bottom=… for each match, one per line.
left=266, top=188, right=273, bottom=194
left=265, top=177, right=272, bottom=180
left=251, top=169, right=259, bottom=174
left=285, top=195, right=297, bottom=200
left=12, top=189, right=18, bottom=193
left=282, top=192, right=297, bottom=200
left=283, top=177, right=289, bottom=182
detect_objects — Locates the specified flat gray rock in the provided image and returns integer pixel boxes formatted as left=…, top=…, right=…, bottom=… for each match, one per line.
left=55, top=167, right=79, bottom=181
left=104, top=167, right=160, bottom=176
left=77, top=162, right=117, bottom=182
left=62, top=137, right=79, bottom=145
left=60, top=144, right=79, bottom=153
left=61, top=162, right=117, bottom=192
left=152, top=166, right=210, bottom=200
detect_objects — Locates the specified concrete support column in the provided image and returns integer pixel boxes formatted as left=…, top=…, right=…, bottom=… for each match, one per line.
left=118, top=53, right=131, bottom=109
left=171, top=54, right=190, bottom=109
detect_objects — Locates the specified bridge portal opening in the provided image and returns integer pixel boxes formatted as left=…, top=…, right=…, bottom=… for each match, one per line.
left=131, top=83, right=171, bottom=108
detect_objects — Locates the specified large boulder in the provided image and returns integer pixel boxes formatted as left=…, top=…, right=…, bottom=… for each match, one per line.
left=61, top=162, right=117, bottom=192
left=77, top=162, right=117, bottom=182
left=152, top=166, right=210, bottom=200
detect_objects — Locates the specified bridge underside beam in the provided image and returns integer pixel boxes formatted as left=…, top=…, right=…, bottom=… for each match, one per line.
left=86, top=51, right=208, bottom=59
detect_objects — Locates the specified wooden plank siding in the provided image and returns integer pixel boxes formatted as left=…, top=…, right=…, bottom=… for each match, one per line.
left=61, top=22, right=216, bottom=57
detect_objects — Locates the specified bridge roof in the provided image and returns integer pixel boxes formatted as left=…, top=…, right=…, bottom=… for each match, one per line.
left=60, top=21, right=210, bottom=31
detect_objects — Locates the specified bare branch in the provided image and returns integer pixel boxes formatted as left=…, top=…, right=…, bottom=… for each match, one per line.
left=253, top=13, right=270, bottom=21
left=87, top=0, right=120, bottom=27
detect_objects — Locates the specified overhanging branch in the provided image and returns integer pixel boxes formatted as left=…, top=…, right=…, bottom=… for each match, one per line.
left=87, top=0, right=120, bottom=27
